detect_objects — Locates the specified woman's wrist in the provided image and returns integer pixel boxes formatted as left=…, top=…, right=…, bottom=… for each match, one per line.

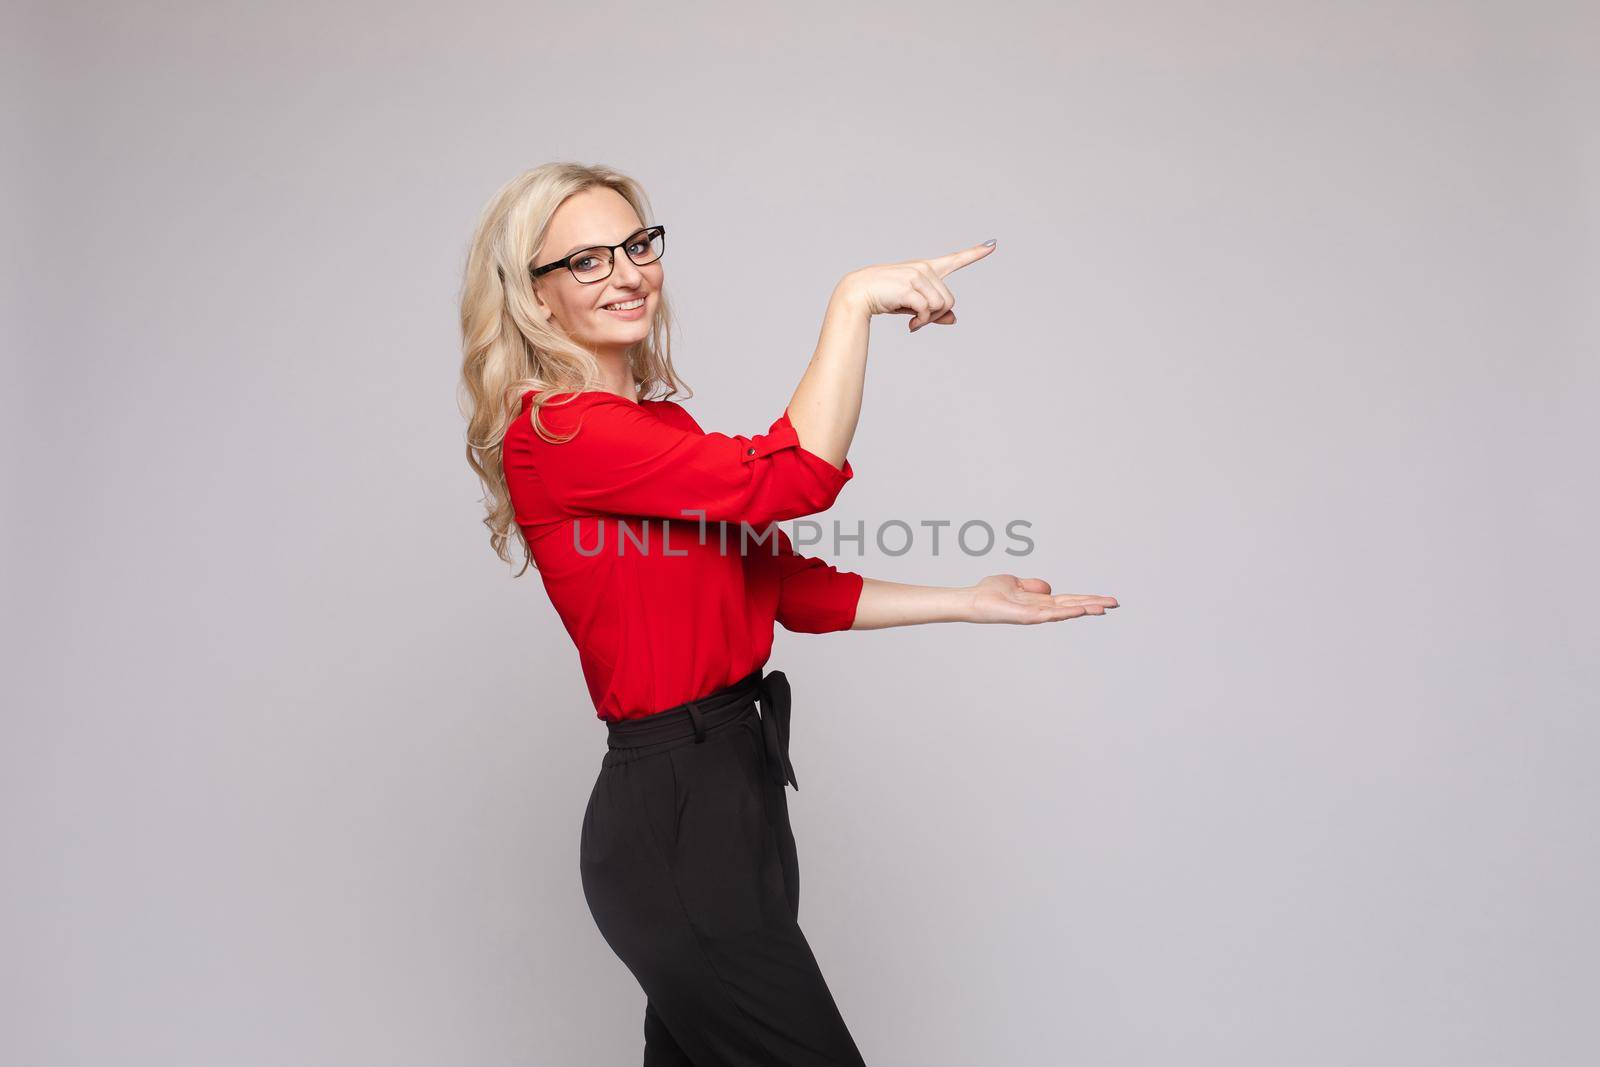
left=829, top=275, right=870, bottom=320
left=957, top=583, right=981, bottom=623
left=934, top=584, right=980, bottom=624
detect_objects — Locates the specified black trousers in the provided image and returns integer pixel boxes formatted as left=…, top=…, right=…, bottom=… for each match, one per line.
left=580, top=668, right=867, bottom=1066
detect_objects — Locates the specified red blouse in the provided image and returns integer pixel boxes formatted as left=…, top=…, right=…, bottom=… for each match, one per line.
left=503, top=388, right=864, bottom=721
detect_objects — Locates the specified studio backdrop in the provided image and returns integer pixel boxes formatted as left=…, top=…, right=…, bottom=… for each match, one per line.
left=6, top=2, right=1596, bottom=1064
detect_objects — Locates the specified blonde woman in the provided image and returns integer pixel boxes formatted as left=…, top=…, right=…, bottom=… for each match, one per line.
left=459, top=163, right=1117, bottom=1065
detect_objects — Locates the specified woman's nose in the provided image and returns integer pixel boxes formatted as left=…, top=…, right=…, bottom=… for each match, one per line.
left=611, top=252, right=644, bottom=286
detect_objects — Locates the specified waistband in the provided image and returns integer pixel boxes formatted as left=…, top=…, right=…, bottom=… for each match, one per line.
left=605, top=668, right=800, bottom=791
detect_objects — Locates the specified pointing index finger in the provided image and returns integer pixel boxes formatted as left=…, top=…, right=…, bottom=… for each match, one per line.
left=929, top=239, right=997, bottom=279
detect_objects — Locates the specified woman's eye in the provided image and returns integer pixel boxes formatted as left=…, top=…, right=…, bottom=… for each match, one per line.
left=573, top=255, right=598, bottom=271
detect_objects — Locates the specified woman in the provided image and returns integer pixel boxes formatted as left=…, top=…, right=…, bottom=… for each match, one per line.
left=459, top=163, right=1118, bottom=1065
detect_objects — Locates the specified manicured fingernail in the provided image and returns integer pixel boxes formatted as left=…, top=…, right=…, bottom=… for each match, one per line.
left=982, top=238, right=996, bottom=246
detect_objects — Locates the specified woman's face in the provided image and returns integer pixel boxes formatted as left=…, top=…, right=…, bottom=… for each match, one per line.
left=530, top=186, right=663, bottom=356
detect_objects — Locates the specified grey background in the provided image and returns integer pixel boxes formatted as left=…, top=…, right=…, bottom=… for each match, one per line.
left=6, top=1, right=1596, bottom=1064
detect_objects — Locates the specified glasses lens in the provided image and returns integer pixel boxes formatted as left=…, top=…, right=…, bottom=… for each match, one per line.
left=625, top=227, right=665, bottom=266
left=569, top=246, right=614, bottom=283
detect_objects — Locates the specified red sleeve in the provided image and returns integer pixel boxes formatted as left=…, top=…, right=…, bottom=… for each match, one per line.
left=525, top=391, right=855, bottom=526
left=767, top=525, right=864, bottom=634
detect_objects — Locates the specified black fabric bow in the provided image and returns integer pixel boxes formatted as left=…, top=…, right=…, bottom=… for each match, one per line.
left=756, top=669, right=798, bottom=791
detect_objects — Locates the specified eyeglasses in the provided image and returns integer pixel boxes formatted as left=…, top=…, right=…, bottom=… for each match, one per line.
left=530, top=225, right=666, bottom=284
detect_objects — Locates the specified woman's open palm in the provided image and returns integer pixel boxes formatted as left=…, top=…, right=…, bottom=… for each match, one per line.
left=971, top=574, right=1119, bottom=625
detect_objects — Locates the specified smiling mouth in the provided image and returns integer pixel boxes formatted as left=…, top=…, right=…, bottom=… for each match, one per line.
left=601, top=297, right=647, bottom=311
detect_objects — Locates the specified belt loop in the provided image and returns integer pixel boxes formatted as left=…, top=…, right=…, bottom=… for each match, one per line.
left=685, top=701, right=706, bottom=743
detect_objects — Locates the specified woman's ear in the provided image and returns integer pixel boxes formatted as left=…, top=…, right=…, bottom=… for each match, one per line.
left=527, top=280, right=554, bottom=324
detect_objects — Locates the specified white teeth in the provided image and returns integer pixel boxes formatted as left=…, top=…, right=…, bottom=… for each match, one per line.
left=603, top=298, right=645, bottom=311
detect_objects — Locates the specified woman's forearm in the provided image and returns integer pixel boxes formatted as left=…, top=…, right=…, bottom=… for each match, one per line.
left=849, top=577, right=975, bottom=630
left=784, top=282, right=870, bottom=470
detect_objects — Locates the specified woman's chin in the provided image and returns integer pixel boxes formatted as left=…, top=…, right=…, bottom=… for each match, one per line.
left=575, top=323, right=650, bottom=351
left=595, top=320, right=650, bottom=339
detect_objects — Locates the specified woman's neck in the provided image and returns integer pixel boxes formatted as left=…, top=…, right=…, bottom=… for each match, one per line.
left=591, top=352, right=638, bottom=403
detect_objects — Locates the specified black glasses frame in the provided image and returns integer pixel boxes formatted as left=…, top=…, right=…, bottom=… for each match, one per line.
left=530, top=225, right=666, bottom=283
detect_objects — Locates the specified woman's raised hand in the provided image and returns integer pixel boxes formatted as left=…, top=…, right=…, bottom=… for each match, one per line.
left=969, top=574, right=1119, bottom=625
left=839, top=239, right=997, bottom=333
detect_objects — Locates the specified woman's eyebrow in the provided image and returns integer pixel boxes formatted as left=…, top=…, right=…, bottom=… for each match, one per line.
left=561, top=228, right=647, bottom=257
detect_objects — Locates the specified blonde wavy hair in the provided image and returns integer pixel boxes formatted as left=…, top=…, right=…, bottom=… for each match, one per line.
left=458, top=163, right=690, bottom=573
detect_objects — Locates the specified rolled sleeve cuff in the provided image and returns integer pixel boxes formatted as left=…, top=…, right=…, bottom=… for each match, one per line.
left=744, top=410, right=854, bottom=492
left=776, top=565, right=865, bottom=634
left=818, top=571, right=865, bottom=632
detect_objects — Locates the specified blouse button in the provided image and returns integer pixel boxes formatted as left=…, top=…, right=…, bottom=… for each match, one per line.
left=746, top=447, right=756, bottom=455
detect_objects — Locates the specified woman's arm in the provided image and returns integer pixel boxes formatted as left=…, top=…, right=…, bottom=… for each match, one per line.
left=850, top=574, right=1119, bottom=630
left=514, top=392, right=853, bottom=527
left=785, top=241, right=997, bottom=468
left=782, top=286, right=871, bottom=471
left=754, top=529, right=1118, bottom=632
